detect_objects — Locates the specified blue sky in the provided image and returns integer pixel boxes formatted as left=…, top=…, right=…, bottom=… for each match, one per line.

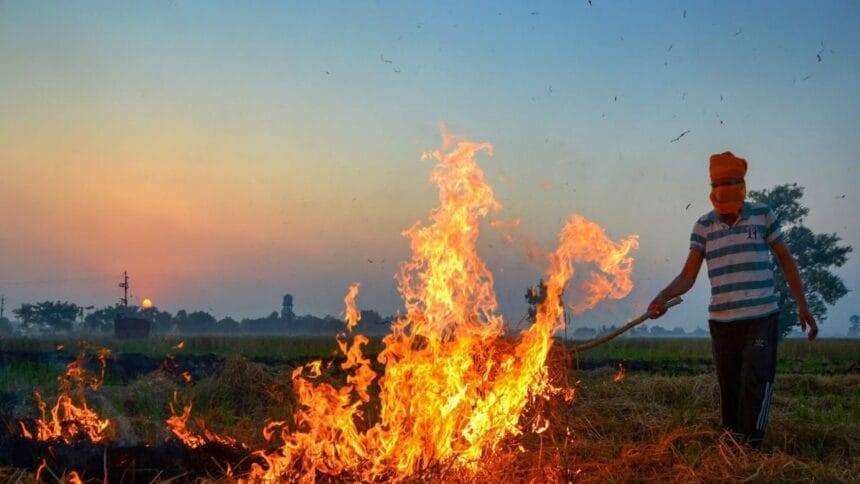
left=1, top=1, right=858, bottom=334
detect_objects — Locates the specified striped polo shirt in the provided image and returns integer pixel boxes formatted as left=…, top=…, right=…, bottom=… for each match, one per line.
left=690, top=202, right=783, bottom=322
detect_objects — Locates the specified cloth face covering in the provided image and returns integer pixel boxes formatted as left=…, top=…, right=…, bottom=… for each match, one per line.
left=710, top=181, right=746, bottom=215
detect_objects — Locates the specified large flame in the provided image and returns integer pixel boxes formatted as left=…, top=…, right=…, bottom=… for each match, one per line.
left=20, top=349, right=111, bottom=443
left=242, top=129, right=638, bottom=481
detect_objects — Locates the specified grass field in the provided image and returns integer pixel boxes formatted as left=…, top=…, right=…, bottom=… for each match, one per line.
left=0, top=336, right=857, bottom=482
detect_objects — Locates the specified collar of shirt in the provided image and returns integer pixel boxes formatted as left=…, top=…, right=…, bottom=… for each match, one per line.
left=709, top=202, right=751, bottom=228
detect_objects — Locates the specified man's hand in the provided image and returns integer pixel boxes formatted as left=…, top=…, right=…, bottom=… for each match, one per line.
left=648, top=292, right=670, bottom=318
left=799, top=307, right=818, bottom=341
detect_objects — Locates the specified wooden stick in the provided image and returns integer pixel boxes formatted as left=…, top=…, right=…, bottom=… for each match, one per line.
left=570, top=297, right=683, bottom=353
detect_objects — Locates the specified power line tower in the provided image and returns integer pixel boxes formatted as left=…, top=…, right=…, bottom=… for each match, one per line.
left=118, top=271, right=130, bottom=308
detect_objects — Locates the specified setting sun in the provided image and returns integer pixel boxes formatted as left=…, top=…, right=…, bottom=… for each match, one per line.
left=141, top=298, right=154, bottom=309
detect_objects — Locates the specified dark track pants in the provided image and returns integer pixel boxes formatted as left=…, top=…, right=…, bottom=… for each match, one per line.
left=708, top=312, right=779, bottom=447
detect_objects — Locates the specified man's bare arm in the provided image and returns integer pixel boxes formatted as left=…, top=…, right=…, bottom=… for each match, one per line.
left=771, top=240, right=818, bottom=340
left=648, top=249, right=704, bottom=317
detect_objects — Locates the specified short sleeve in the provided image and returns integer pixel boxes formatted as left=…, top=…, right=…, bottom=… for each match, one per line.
left=765, top=207, right=783, bottom=245
left=690, top=220, right=707, bottom=253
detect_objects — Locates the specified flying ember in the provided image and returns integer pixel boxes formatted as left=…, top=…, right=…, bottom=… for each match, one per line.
left=244, top=128, right=639, bottom=481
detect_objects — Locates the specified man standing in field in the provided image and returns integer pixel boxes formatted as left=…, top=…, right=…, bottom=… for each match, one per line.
left=648, top=152, right=817, bottom=447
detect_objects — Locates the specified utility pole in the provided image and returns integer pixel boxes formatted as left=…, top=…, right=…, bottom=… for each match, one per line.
left=118, top=271, right=129, bottom=308
left=0, top=295, right=5, bottom=320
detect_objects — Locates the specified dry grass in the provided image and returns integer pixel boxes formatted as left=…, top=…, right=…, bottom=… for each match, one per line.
left=466, top=366, right=858, bottom=483
left=2, top=338, right=858, bottom=482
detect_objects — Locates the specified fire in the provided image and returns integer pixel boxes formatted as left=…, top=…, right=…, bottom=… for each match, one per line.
left=142, top=298, right=154, bottom=309
left=166, top=391, right=242, bottom=449
left=21, top=348, right=112, bottom=443
left=241, top=128, right=638, bottom=481
left=343, top=282, right=361, bottom=331
left=563, top=216, right=639, bottom=315
left=613, top=362, right=626, bottom=383
left=172, top=340, right=185, bottom=350
left=66, top=471, right=83, bottom=484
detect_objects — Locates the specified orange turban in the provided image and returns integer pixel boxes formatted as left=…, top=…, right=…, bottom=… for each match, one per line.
left=709, top=151, right=747, bottom=181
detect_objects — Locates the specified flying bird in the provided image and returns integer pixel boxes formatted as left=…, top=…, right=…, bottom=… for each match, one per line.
left=670, top=130, right=691, bottom=143
left=685, top=203, right=691, bottom=210
left=380, top=54, right=393, bottom=64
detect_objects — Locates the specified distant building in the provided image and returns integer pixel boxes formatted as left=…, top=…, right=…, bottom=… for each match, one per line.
left=115, top=316, right=151, bottom=339
left=281, top=294, right=295, bottom=321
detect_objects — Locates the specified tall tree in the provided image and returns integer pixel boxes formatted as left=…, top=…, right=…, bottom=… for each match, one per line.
left=849, top=315, right=860, bottom=337
left=13, top=301, right=80, bottom=332
left=749, top=184, right=852, bottom=337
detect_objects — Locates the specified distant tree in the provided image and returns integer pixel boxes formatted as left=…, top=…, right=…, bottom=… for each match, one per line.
left=572, top=327, right=596, bottom=340
left=650, top=325, right=670, bottom=337
left=525, top=280, right=547, bottom=323
left=141, top=307, right=175, bottom=334
left=749, top=184, right=852, bottom=337
left=14, top=301, right=79, bottom=332
left=525, top=279, right=565, bottom=325
left=84, top=306, right=123, bottom=333
left=242, top=312, right=285, bottom=335
left=671, top=327, right=687, bottom=337
left=216, top=317, right=240, bottom=335
left=177, top=311, right=217, bottom=335
left=849, top=315, right=860, bottom=338
left=597, top=324, right=619, bottom=335
left=0, top=316, right=13, bottom=336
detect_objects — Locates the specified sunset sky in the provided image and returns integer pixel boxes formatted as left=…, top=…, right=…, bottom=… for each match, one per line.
left=1, top=1, right=858, bottom=334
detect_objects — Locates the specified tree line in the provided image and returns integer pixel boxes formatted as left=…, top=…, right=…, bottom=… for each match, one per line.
left=0, top=300, right=391, bottom=337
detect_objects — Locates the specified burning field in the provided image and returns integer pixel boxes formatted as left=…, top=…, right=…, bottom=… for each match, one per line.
left=0, top=132, right=857, bottom=482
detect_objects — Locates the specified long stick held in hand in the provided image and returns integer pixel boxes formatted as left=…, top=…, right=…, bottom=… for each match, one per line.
left=570, top=297, right=684, bottom=353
